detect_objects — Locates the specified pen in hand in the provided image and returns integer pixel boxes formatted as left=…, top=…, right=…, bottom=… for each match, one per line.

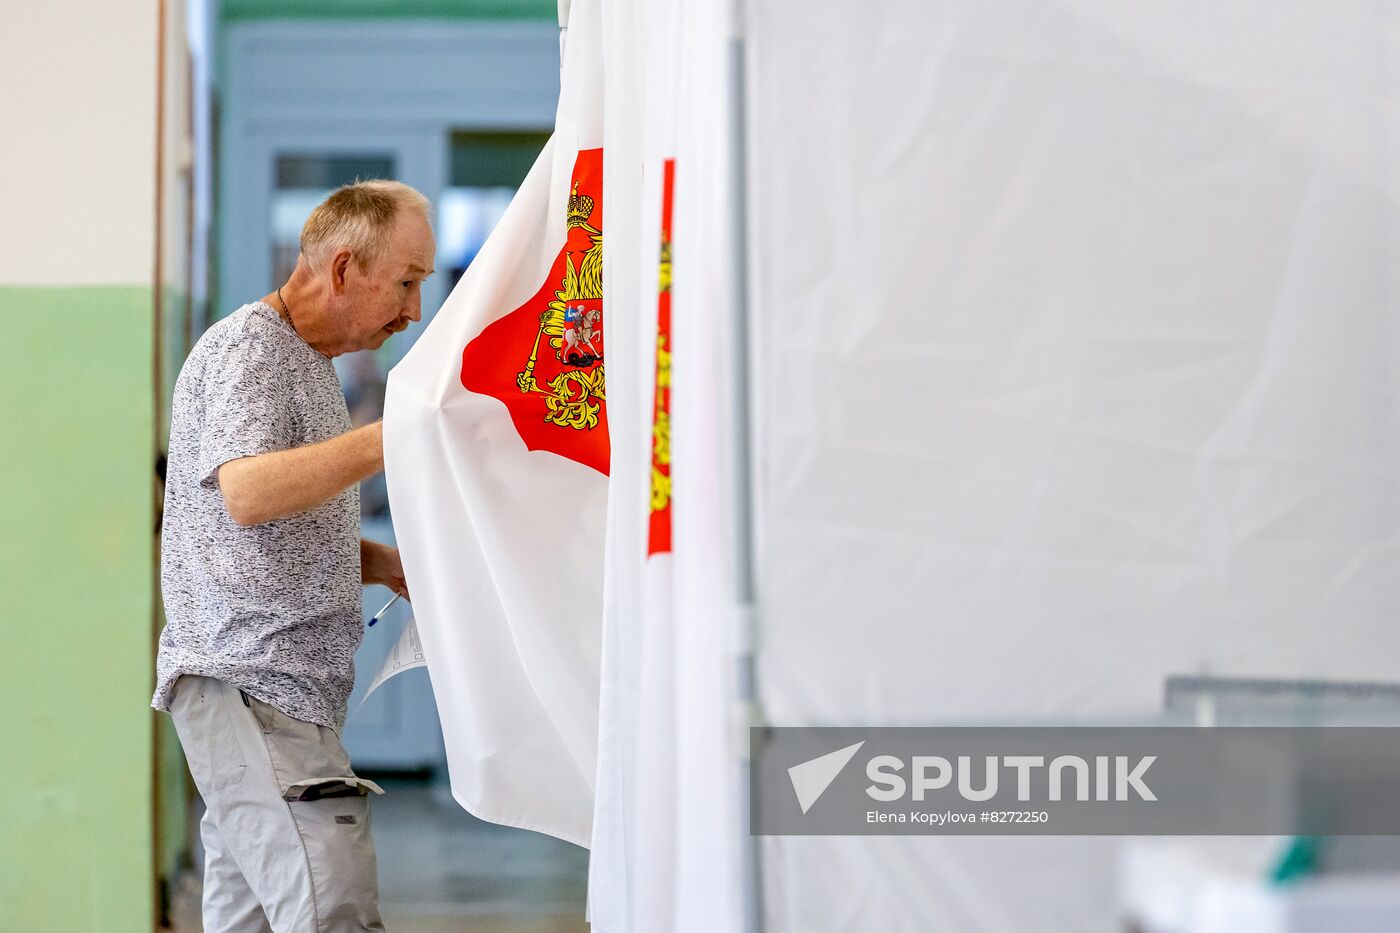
left=368, top=592, right=402, bottom=628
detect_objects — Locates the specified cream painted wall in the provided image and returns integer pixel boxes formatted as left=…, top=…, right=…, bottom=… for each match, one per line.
left=0, top=2, right=157, bottom=287
left=163, top=1, right=193, bottom=307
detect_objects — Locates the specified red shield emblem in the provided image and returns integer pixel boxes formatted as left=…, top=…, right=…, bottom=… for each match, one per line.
left=460, top=148, right=609, bottom=475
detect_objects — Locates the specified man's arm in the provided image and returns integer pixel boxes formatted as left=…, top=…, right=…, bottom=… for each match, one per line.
left=218, top=421, right=383, bottom=526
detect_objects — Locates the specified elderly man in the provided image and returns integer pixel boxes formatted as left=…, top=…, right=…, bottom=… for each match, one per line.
left=152, top=180, right=435, bottom=932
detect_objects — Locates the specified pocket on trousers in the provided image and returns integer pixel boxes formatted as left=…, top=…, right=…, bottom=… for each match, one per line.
left=244, top=693, right=378, bottom=800
left=281, top=775, right=385, bottom=802
left=169, top=678, right=247, bottom=795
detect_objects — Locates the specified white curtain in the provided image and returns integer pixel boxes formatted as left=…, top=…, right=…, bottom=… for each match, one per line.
left=589, top=0, right=744, bottom=929
left=591, top=2, right=1400, bottom=930
left=746, top=2, right=1400, bottom=930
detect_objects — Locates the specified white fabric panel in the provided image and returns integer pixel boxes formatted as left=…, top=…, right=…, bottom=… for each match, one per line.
left=626, top=5, right=689, bottom=928
left=617, top=7, right=683, bottom=927
left=764, top=835, right=1122, bottom=933
left=383, top=0, right=605, bottom=848
left=590, top=0, right=743, bottom=929
left=668, top=3, right=746, bottom=930
left=747, top=2, right=1400, bottom=930
left=589, top=0, right=649, bottom=924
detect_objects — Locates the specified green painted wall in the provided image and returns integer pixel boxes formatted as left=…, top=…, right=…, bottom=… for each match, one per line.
left=222, top=0, right=556, bottom=22
left=0, top=285, right=156, bottom=931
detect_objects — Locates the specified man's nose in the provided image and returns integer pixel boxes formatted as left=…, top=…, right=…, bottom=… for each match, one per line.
left=405, top=290, right=422, bottom=322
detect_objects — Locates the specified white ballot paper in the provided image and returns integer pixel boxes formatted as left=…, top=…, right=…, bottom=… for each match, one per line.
left=359, top=616, right=427, bottom=707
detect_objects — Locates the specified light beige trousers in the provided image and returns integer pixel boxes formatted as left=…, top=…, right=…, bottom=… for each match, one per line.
left=169, top=675, right=386, bottom=933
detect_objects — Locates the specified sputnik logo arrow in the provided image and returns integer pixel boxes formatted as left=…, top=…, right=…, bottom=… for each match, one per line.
left=788, top=741, right=865, bottom=814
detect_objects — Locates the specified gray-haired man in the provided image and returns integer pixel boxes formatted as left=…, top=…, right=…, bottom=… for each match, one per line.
left=153, top=181, right=435, bottom=931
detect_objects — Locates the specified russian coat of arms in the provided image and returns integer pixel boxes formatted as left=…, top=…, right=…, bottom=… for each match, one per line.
left=460, top=148, right=609, bottom=475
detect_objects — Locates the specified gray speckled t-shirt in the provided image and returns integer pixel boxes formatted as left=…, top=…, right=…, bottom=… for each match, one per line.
left=152, top=302, right=362, bottom=731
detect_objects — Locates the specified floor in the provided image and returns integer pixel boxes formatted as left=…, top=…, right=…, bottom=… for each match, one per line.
left=171, top=777, right=590, bottom=933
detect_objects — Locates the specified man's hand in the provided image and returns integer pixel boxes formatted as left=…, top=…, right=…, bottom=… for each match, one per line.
left=361, top=539, right=410, bottom=600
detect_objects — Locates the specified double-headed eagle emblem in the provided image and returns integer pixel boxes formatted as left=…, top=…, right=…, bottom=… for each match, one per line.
left=460, top=148, right=609, bottom=475
left=515, top=182, right=606, bottom=432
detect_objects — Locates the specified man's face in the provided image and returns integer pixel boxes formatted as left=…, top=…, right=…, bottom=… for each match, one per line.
left=333, top=209, right=436, bottom=354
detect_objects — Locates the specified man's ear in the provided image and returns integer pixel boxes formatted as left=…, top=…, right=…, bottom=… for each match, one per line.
left=330, top=249, right=354, bottom=294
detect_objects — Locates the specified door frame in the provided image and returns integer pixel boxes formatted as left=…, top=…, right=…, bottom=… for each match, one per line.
left=218, top=19, right=559, bottom=326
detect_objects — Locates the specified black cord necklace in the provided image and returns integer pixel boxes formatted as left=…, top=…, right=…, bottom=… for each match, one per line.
left=275, top=287, right=295, bottom=332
